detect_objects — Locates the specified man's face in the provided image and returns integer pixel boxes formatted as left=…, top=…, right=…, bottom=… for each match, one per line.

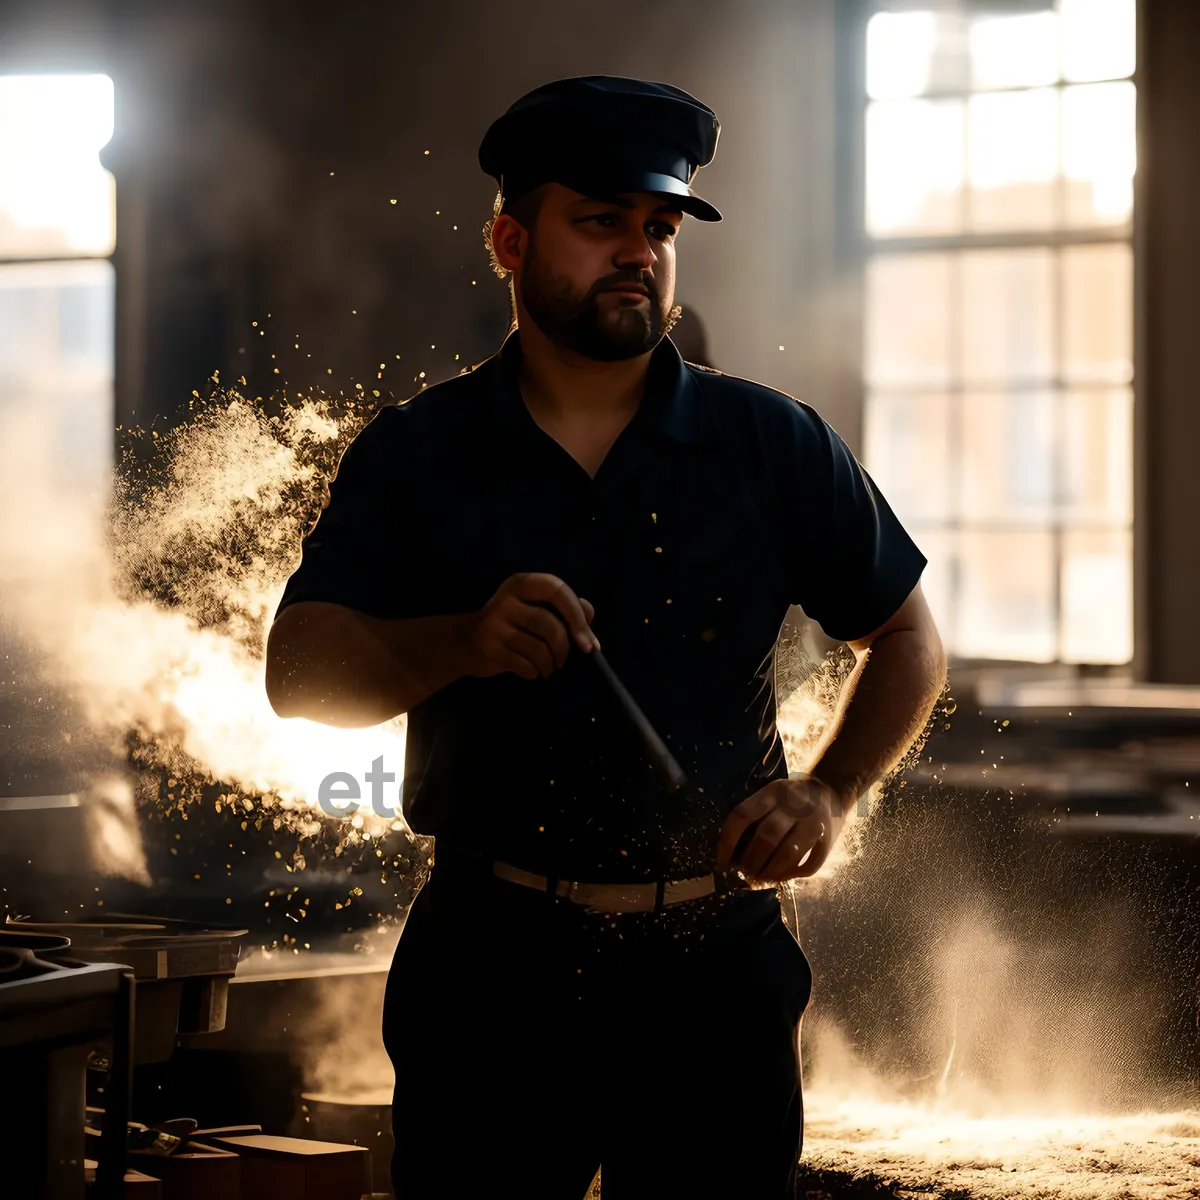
left=517, top=184, right=682, bottom=362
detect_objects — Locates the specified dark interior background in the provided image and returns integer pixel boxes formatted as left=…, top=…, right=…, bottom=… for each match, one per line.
left=0, top=0, right=1196, bottom=1153
left=1, top=0, right=856, bottom=444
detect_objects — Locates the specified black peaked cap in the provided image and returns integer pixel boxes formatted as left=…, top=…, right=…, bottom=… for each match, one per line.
left=479, top=75, right=722, bottom=222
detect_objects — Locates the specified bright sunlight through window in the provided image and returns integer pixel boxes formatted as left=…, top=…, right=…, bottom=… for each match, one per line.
left=861, top=1, right=1135, bottom=665
left=0, top=74, right=116, bottom=512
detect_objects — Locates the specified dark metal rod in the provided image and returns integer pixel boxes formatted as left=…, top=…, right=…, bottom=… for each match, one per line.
left=589, top=648, right=688, bottom=792
left=95, top=971, right=135, bottom=1199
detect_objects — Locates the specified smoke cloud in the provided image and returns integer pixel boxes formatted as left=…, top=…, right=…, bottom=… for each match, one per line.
left=0, top=384, right=410, bottom=886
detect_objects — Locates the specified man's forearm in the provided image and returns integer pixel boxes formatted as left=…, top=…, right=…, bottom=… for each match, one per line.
left=805, top=629, right=947, bottom=814
left=266, top=601, right=475, bottom=727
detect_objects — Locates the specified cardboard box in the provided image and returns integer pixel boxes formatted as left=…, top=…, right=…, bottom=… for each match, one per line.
left=130, top=1148, right=240, bottom=1200
left=124, top=1169, right=163, bottom=1197
left=189, top=1124, right=262, bottom=1140
left=83, top=1164, right=168, bottom=1197
left=193, top=1134, right=370, bottom=1200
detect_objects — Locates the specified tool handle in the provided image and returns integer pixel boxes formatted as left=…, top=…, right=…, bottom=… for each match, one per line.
left=590, top=649, right=689, bottom=792
left=524, top=599, right=688, bottom=793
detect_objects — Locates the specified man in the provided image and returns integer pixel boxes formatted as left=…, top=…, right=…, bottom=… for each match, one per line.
left=266, top=77, right=946, bottom=1199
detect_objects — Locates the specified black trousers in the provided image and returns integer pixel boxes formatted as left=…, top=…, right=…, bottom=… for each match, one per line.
left=382, top=855, right=813, bottom=1199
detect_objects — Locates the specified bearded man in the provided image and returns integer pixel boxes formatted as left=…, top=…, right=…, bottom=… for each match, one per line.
left=266, top=76, right=946, bottom=1199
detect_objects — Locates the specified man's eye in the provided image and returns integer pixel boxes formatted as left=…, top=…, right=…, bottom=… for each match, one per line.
left=579, top=215, right=677, bottom=238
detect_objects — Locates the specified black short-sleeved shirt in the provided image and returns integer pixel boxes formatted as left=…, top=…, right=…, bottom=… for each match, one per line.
left=277, top=331, right=926, bottom=882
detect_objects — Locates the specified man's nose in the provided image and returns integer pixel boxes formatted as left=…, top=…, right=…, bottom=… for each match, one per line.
left=613, top=230, right=658, bottom=272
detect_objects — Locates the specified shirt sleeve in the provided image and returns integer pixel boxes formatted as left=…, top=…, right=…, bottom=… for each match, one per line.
left=275, top=405, right=434, bottom=621
left=778, top=399, right=928, bottom=643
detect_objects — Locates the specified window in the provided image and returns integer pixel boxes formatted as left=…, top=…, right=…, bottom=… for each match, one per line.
left=0, top=75, right=116, bottom=516
left=861, top=0, right=1135, bottom=663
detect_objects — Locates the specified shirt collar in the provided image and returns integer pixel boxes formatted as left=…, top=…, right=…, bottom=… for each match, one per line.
left=485, top=329, right=717, bottom=447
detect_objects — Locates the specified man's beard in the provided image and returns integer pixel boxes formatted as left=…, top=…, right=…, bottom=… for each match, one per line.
left=519, top=245, right=680, bottom=362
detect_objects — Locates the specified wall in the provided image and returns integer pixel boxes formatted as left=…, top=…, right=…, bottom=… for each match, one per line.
left=4, top=0, right=853, bottom=441
left=16, top=0, right=1200, bottom=680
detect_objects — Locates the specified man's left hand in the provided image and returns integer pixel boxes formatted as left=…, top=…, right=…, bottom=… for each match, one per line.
left=714, top=773, right=851, bottom=883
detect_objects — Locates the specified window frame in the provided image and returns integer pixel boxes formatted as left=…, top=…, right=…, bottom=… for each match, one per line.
left=844, top=0, right=1139, bottom=667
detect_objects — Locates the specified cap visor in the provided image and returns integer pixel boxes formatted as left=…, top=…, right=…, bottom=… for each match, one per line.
left=560, top=171, right=722, bottom=222
left=668, top=192, right=722, bottom=222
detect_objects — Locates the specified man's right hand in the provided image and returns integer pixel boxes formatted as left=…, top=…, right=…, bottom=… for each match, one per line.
left=266, top=575, right=597, bottom=726
left=461, top=572, right=599, bottom=681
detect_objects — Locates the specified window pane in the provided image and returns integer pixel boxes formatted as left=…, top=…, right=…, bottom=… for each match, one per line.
left=859, top=5, right=1135, bottom=670
left=864, top=392, right=953, bottom=522
left=957, top=531, right=1056, bottom=661
left=865, top=254, right=953, bottom=388
left=1061, top=0, right=1136, bottom=84
left=970, top=11, right=1058, bottom=91
left=867, top=11, right=938, bottom=99
left=866, top=99, right=964, bottom=236
left=967, top=89, right=1058, bottom=231
left=0, top=260, right=114, bottom=502
left=1062, top=243, right=1133, bottom=384
left=1062, top=82, right=1136, bottom=227
left=961, top=249, right=1054, bottom=385
left=1061, top=528, right=1133, bottom=664
left=0, top=75, right=115, bottom=258
left=960, top=391, right=1056, bottom=523
left=1060, top=389, right=1133, bottom=525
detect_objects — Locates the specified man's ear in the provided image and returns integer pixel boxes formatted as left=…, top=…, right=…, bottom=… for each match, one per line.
left=490, top=213, right=527, bottom=276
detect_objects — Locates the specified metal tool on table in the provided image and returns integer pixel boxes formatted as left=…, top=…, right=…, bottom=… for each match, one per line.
left=7, top=914, right=247, bottom=1062
left=0, top=926, right=134, bottom=1200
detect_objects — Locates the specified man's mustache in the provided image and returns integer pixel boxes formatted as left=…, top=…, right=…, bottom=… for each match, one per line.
left=592, top=273, right=656, bottom=298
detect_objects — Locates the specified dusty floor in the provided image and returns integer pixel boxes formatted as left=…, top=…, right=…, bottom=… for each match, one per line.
left=800, top=1095, right=1200, bottom=1200
left=577, top=1104, right=1199, bottom=1198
